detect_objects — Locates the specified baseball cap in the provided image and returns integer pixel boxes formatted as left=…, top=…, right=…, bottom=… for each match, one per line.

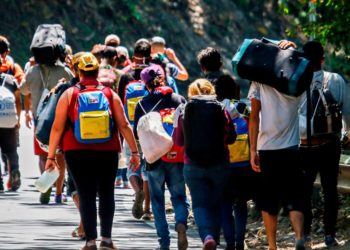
left=141, top=64, right=165, bottom=84
left=78, top=53, right=99, bottom=71
left=72, top=52, right=85, bottom=66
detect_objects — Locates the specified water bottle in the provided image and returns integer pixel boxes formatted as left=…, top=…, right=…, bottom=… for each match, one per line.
left=35, top=167, right=59, bottom=193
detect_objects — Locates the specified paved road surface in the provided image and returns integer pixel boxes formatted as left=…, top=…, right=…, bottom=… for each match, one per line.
left=0, top=114, right=212, bottom=250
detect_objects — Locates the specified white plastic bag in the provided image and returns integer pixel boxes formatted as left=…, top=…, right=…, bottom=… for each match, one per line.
left=137, top=112, right=173, bottom=164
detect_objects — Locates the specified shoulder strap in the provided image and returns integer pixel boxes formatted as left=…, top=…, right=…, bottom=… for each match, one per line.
left=39, top=66, right=51, bottom=89
left=1, top=73, right=7, bottom=87
left=139, top=99, right=162, bottom=115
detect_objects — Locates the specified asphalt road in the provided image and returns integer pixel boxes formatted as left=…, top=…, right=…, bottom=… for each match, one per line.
left=0, top=113, right=208, bottom=250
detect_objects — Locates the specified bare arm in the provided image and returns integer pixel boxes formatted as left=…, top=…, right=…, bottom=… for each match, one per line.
left=165, top=48, right=189, bottom=81
left=249, top=98, right=261, bottom=172
left=24, top=94, right=32, bottom=128
left=14, top=90, right=21, bottom=127
left=45, top=90, right=69, bottom=171
left=111, top=92, right=141, bottom=170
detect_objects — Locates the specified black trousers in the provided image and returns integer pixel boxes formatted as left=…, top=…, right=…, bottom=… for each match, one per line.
left=300, top=136, right=341, bottom=237
left=0, top=128, right=19, bottom=176
left=65, top=150, right=119, bottom=241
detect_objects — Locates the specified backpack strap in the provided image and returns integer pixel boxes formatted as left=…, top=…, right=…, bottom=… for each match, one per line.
left=39, top=67, right=51, bottom=90
left=1, top=73, right=7, bottom=87
left=139, top=99, right=162, bottom=115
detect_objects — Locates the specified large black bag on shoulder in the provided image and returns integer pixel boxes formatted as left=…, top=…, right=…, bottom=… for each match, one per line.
left=30, top=24, right=66, bottom=65
left=183, top=95, right=226, bottom=165
left=232, top=38, right=313, bottom=97
left=35, top=83, right=70, bottom=145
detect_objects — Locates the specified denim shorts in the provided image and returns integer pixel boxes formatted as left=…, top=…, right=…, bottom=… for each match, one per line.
left=124, top=142, right=148, bottom=181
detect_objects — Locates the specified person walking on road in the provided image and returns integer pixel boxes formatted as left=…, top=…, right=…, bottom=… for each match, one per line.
left=45, top=53, right=140, bottom=250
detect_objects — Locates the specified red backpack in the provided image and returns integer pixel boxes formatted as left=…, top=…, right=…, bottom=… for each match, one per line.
left=159, top=108, right=184, bottom=163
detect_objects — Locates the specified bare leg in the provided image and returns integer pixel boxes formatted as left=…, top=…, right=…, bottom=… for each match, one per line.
left=289, top=210, right=304, bottom=240
left=72, top=193, right=85, bottom=237
left=129, top=175, right=143, bottom=193
left=38, top=155, right=46, bottom=174
left=55, top=154, right=66, bottom=196
left=262, top=211, right=278, bottom=250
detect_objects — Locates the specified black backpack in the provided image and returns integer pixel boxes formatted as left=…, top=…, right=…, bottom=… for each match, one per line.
left=183, top=96, right=226, bottom=165
left=30, top=24, right=66, bottom=65
left=232, top=38, right=313, bottom=97
left=311, top=73, right=342, bottom=135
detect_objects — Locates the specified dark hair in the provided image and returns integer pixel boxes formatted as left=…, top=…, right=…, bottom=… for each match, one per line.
left=197, top=47, right=222, bottom=72
left=101, top=46, right=117, bottom=59
left=134, top=39, right=151, bottom=58
left=0, top=36, right=10, bottom=54
left=303, top=41, right=324, bottom=69
left=146, top=75, right=163, bottom=91
left=79, top=69, right=99, bottom=78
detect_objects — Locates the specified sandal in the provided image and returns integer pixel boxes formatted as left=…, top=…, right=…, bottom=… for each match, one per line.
left=72, top=227, right=86, bottom=240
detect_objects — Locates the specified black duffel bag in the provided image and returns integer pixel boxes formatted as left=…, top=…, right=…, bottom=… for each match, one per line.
left=232, top=38, right=313, bottom=97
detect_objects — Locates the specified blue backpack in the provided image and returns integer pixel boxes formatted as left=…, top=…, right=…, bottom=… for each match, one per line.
left=124, top=80, right=148, bottom=125
left=71, top=84, right=114, bottom=144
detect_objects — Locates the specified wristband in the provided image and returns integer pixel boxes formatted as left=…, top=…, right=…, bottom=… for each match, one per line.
left=131, top=152, right=140, bottom=156
left=47, top=157, right=56, bottom=161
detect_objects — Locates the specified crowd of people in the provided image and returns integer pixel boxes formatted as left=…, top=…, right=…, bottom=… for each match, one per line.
left=0, top=31, right=349, bottom=250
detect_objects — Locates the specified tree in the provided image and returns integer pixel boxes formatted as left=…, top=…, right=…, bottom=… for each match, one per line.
left=279, top=0, right=350, bottom=79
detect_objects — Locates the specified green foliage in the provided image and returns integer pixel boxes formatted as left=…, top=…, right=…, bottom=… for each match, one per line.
left=279, top=0, right=350, bottom=80
left=279, top=0, right=350, bottom=54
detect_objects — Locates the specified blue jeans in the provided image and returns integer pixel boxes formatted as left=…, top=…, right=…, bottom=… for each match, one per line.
left=221, top=166, right=251, bottom=248
left=184, top=162, right=229, bottom=242
left=148, top=161, right=189, bottom=248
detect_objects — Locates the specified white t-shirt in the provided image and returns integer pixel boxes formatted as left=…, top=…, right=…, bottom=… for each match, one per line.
left=248, top=82, right=301, bottom=150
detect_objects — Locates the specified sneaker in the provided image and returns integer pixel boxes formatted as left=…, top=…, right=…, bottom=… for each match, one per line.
left=295, top=239, right=305, bottom=250
left=55, top=194, right=67, bottom=204
left=123, top=181, right=130, bottom=189
left=39, top=187, right=52, bottom=204
left=325, top=235, right=338, bottom=247
left=154, top=247, right=170, bottom=250
left=115, top=178, right=123, bottom=188
left=304, top=235, right=312, bottom=249
left=100, top=240, right=117, bottom=250
left=9, top=169, right=21, bottom=191
left=81, top=244, right=97, bottom=250
left=176, top=223, right=188, bottom=250
left=203, top=235, right=216, bottom=250
left=132, top=190, right=144, bottom=219
left=141, top=210, right=153, bottom=221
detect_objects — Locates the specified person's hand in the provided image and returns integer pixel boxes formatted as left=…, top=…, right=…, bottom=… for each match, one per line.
left=15, top=120, right=20, bottom=129
left=278, top=40, right=297, bottom=50
left=45, top=158, right=59, bottom=172
left=129, top=154, right=141, bottom=172
left=250, top=150, right=261, bottom=172
left=25, top=112, right=32, bottom=129
left=165, top=48, right=177, bottom=62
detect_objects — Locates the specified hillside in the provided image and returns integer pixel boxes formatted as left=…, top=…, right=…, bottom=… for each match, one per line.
left=1, top=0, right=294, bottom=94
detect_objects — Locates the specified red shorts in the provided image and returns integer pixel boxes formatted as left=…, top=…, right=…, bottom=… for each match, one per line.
left=34, top=135, right=48, bottom=156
